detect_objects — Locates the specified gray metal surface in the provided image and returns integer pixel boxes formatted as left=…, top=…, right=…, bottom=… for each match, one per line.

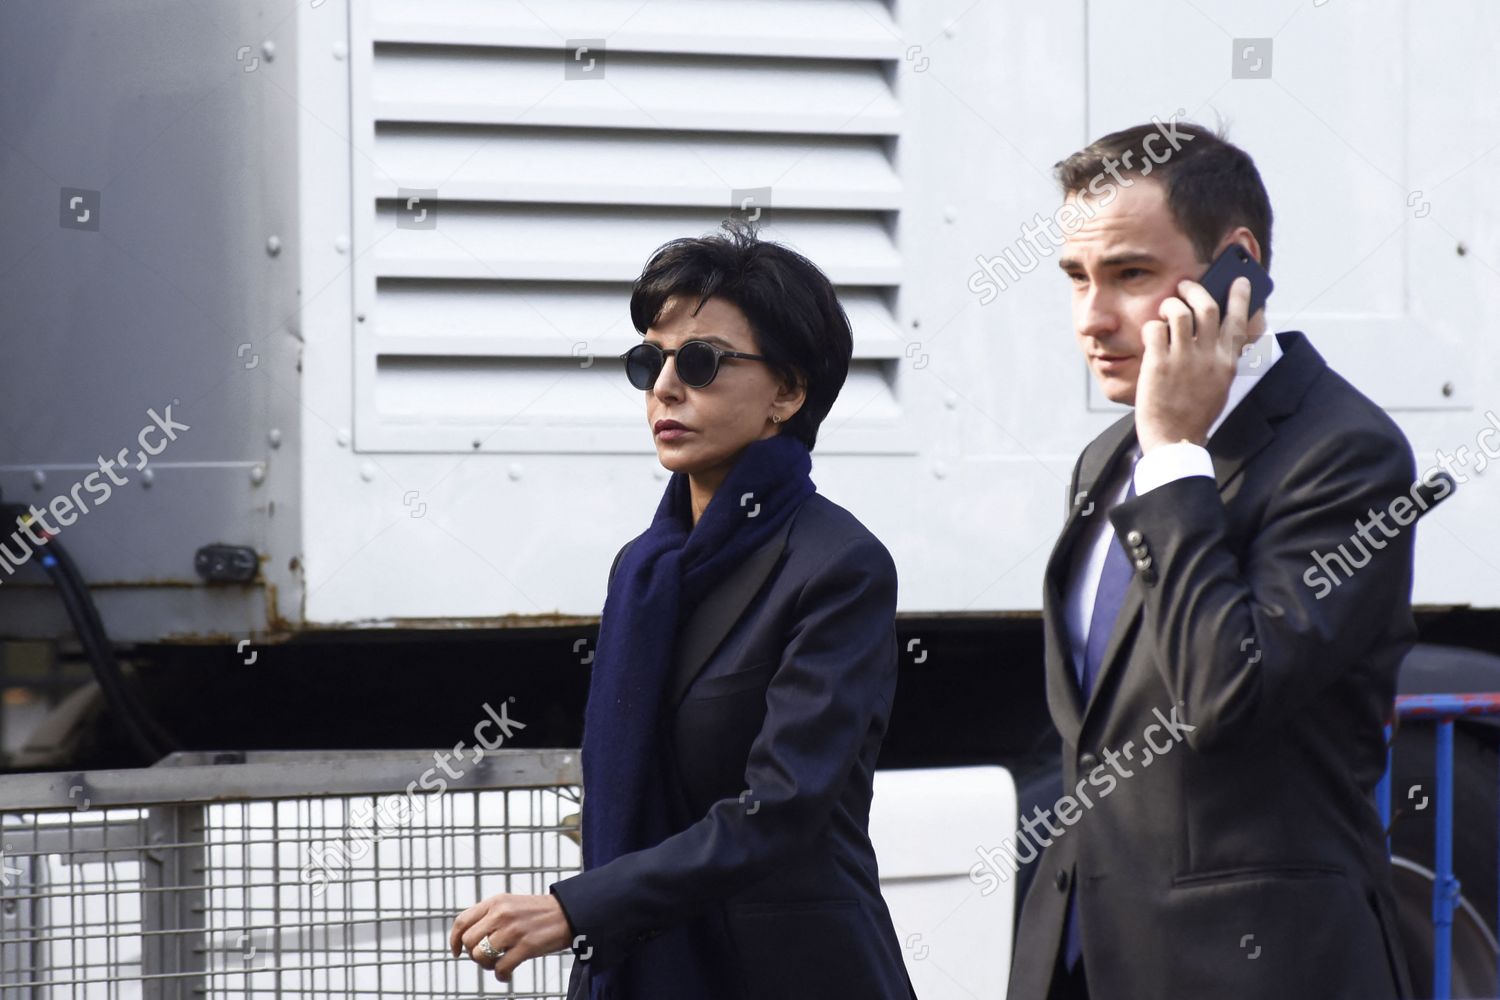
left=0, top=0, right=303, bottom=642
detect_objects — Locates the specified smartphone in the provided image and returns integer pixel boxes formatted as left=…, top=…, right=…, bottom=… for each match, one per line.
left=1197, top=244, right=1273, bottom=318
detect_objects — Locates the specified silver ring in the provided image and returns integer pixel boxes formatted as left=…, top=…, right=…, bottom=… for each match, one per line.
left=476, top=935, right=499, bottom=960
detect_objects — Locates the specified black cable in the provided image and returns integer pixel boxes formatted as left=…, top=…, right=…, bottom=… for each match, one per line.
left=42, top=533, right=180, bottom=754
left=2, top=500, right=178, bottom=762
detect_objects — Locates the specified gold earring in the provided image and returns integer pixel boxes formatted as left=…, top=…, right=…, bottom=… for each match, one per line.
left=771, top=414, right=781, bottom=424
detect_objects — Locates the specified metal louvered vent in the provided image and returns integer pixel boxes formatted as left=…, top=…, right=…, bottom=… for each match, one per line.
left=348, top=0, right=912, bottom=455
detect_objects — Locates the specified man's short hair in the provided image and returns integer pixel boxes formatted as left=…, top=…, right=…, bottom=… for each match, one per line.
left=1054, top=121, right=1274, bottom=272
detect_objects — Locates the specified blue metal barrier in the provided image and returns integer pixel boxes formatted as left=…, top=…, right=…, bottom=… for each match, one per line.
left=1377, top=692, right=1500, bottom=1000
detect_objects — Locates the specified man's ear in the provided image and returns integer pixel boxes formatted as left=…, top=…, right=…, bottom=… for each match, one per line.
left=1216, top=226, right=1264, bottom=266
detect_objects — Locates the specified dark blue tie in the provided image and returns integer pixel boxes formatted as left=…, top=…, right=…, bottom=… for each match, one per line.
left=1066, top=473, right=1136, bottom=969
left=1078, top=478, right=1136, bottom=699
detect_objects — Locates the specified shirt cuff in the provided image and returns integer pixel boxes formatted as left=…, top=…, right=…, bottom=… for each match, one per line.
left=1134, top=441, right=1214, bottom=495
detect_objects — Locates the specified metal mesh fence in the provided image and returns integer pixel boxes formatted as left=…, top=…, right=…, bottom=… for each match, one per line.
left=0, top=750, right=583, bottom=999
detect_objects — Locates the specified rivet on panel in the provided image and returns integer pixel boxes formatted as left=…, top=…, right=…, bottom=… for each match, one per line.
left=250, top=464, right=266, bottom=486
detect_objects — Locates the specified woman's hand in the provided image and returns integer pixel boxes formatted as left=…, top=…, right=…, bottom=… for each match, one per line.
left=450, top=892, right=574, bottom=983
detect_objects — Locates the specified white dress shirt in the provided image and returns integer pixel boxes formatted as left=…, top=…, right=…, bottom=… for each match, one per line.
left=1062, top=333, right=1284, bottom=681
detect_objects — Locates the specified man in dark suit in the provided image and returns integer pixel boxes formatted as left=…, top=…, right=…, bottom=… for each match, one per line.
left=1008, top=121, right=1423, bottom=999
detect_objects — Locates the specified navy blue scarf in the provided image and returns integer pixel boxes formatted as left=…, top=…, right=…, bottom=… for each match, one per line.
left=580, top=433, right=815, bottom=1000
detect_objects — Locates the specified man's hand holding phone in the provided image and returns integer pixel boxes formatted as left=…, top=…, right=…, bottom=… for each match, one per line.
left=1134, top=236, right=1277, bottom=456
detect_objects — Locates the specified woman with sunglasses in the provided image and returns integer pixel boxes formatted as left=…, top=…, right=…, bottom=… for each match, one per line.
left=450, top=222, right=916, bottom=999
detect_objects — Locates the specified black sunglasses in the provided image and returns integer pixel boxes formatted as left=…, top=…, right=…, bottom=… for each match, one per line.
left=621, top=340, right=767, bottom=390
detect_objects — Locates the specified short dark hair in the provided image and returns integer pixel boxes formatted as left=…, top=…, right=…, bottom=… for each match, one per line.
left=629, top=221, right=852, bottom=452
left=1054, top=121, right=1274, bottom=272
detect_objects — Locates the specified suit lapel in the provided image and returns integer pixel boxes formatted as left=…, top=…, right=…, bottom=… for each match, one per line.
left=1042, top=415, right=1137, bottom=744
left=1207, top=331, right=1324, bottom=490
left=668, top=513, right=796, bottom=709
left=1053, top=414, right=1138, bottom=563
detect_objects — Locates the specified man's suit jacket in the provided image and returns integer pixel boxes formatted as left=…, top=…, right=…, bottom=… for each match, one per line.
left=551, top=492, right=918, bottom=1000
left=1010, top=332, right=1418, bottom=999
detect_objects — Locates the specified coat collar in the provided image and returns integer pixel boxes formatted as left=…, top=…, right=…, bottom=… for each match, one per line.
left=667, top=508, right=799, bottom=709
left=1206, top=331, right=1323, bottom=491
